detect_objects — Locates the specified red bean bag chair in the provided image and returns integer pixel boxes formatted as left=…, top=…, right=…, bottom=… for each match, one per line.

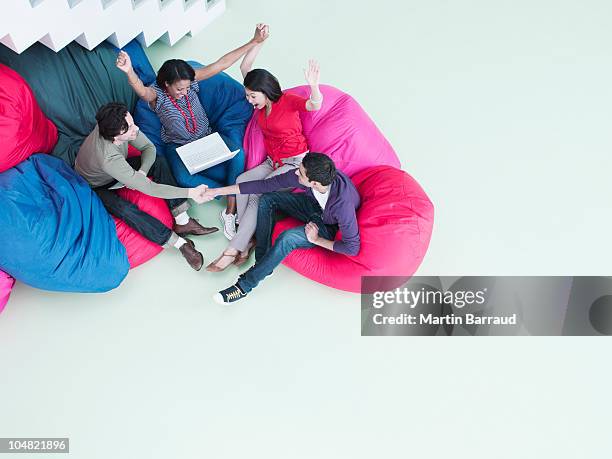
left=271, top=166, right=434, bottom=293
left=0, top=64, right=57, bottom=173
left=114, top=145, right=174, bottom=268
left=245, top=85, right=433, bottom=292
left=113, top=189, right=173, bottom=268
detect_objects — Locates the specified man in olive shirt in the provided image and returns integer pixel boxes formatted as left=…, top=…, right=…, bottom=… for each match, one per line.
left=75, top=102, right=217, bottom=271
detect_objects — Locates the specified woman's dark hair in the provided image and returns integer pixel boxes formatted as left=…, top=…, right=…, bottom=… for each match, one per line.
left=156, top=59, right=196, bottom=88
left=96, top=102, right=129, bottom=141
left=302, top=153, right=337, bottom=186
left=243, top=69, right=282, bottom=102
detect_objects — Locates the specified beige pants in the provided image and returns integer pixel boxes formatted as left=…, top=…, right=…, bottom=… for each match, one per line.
left=230, top=154, right=306, bottom=252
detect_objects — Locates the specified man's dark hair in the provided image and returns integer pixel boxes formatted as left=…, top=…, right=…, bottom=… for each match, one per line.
left=243, top=69, right=282, bottom=102
left=302, top=153, right=337, bottom=186
left=156, top=59, right=196, bottom=88
left=96, top=102, right=129, bottom=141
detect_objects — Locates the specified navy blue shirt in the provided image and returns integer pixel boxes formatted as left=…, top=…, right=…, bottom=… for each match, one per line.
left=239, top=170, right=361, bottom=256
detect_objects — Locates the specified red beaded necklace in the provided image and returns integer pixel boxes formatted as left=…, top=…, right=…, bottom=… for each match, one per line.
left=166, top=89, right=198, bottom=134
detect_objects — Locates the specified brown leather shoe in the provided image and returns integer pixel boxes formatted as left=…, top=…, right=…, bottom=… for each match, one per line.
left=179, top=239, right=204, bottom=271
left=174, top=217, right=219, bottom=237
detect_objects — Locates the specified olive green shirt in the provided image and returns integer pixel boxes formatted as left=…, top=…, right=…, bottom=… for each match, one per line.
left=75, top=125, right=188, bottom=199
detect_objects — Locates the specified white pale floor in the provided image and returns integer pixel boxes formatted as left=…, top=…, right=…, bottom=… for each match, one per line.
left=1, top=1, right=611, bottom=458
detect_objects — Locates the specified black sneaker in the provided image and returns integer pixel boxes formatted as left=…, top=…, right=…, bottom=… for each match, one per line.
left=213, top=284, right=248, bottom=305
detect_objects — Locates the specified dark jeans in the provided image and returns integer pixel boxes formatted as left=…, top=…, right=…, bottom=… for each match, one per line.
left=94, top=156, right=186, bottom=246
left=237, top=191, right=338, bottom=293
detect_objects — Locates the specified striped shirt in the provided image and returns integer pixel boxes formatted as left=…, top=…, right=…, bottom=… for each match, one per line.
left=150, top=80, right=212, bottom=145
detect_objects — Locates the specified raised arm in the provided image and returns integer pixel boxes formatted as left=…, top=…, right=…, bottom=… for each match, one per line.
left=240, top=24, right=269, bottom=79
left=194, top=23, right=270, bottom=81
left=116, top=51, right=157, bottom=104
left=304, top=60, right=323, bottom=111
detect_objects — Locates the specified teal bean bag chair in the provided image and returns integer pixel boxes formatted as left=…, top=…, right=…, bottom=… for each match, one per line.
left=0, top=41, right=137, bottom=167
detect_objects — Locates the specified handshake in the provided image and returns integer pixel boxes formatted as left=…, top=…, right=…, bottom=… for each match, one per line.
left=187, top=184, right=218, bottom=204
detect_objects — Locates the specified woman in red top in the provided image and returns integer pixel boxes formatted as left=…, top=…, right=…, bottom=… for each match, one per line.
left=206, top=50, right=323, bottom=271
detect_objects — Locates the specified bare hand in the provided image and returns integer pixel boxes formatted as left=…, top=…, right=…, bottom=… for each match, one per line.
left=303, top=59, right=320, bottom=87
left=253, top=23, right=270, bottom=44
left=189, top=184, right=213, bottom=204
left=202, top=188, right=218, bottom=202
left=116, top=51, right=132, bottom=74
left=305, top=222, right=320, bottom=243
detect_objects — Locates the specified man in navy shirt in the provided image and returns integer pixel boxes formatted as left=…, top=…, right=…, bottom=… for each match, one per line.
left=204, top=153, right=361, bottom=304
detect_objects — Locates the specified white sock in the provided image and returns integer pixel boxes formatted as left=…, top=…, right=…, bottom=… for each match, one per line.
left=174, top=212, right=189, bottom=225
left=173, top=236, right=187, bottom=249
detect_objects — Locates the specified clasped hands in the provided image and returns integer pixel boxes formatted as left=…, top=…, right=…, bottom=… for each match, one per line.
left=188, top=185, right=218, bottom=204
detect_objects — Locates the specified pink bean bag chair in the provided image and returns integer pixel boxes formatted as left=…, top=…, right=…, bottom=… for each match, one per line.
left=271, top=166, right=434, bottom=293
left=0, top=64, right=57, bottom=173
left=115, top=145, right=174, bottom=268
left=244, top=85, right=401, bottom=175
left=244, top=85, right=434, bottom=292
left=0, top=270, right=15, bottom=313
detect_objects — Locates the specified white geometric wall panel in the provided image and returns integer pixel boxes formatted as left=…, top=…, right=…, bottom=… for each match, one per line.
left=0, top=0, right=225, bottom=54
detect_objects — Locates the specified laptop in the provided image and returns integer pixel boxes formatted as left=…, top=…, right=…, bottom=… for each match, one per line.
left=175, top=132, right=240, bottom=175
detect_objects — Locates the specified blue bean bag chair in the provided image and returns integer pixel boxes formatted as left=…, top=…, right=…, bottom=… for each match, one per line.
left=133, top=60, right=253, bottom=188
left=0, top=154, right=129, bottom=292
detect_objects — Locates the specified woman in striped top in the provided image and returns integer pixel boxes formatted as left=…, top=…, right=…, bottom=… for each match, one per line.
left=116, top=24, right=269, bottom=239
